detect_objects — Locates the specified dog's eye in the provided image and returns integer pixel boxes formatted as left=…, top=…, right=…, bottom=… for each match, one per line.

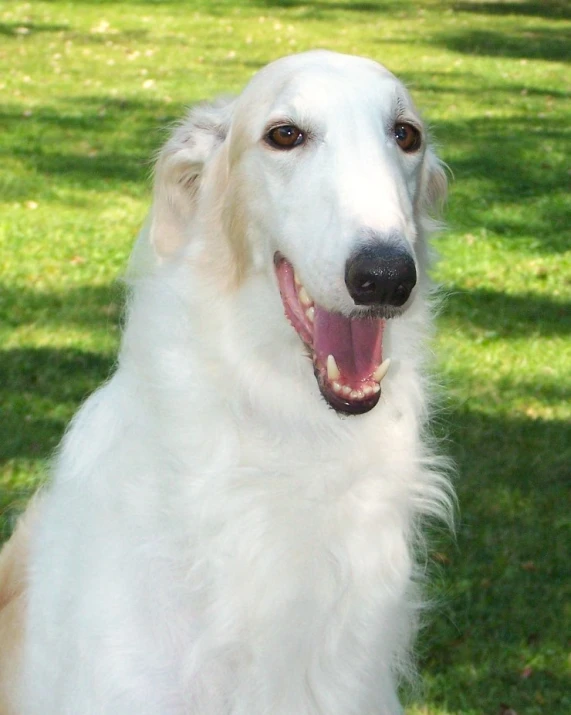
left=394, top=123, right=421, bottom=153
left=266, top=125, right=305, bottom=150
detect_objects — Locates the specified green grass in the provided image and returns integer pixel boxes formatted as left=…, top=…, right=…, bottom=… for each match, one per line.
left=1, top=1, right=569, bottom=712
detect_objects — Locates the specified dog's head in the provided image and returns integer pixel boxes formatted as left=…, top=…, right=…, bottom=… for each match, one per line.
left=150, top=51, right=446, bottom=416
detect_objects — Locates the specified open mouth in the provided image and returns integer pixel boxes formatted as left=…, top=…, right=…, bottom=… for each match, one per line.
left=275, top=254, right=390, bottom=415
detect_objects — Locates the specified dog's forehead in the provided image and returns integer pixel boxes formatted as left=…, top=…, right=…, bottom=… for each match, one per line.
left=254, top=50, right=395, bottom=86
left=237, top=51, right=406, bottom=124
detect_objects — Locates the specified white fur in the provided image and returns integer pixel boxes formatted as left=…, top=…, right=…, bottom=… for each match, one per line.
left=21, top=51, right=452, bottom=714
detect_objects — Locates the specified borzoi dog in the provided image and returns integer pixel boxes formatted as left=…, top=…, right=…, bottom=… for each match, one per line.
left=0, top=50, right=452, bottom=714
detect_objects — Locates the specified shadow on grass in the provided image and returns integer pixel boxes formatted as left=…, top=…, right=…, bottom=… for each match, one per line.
left=0, top=282, right=126, bottom=330
left=403, top=70, right=570, bottom=100
left=453, top=0, right=571, bottom=21
left=414, top=402, right=570, bottom=714
left=255, top=0, right=411, bottom=13
left=37, top=0, right=412, bottom=13
left=442, top=286, right=570, bottom=339
left=0, top=98, right=179, bottom=199
left=9, top=149, right=150, bottom=190
left=0, top=347, right=115, bottom=465
left=0, top=101, right=171, bottom=136
left=0, top=21, right=69, bottom=36
left=438, top=26, right=570, bottom=62
left=429, top=114, right=568, bottom=254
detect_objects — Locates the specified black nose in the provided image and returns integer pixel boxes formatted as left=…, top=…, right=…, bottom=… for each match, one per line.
left=345, top=243, right=417, bottom=307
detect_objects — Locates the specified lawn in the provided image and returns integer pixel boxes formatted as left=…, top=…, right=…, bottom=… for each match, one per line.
left=0, top=1, right=569, bottom=713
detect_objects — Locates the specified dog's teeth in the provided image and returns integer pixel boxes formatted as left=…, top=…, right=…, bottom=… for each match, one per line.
left=332, top=381, right=342, bottom=393
left=306, top=307, right=315, bottom=323
left=327, top=354, right=340, bottom=381
left=373, top=358, right=391, bottom=383
left=372, top=383, right=381, bottom=394
left=362, top=385, right=374, bottom=396
left=350, top=389, right=364, bottom=400
left=298, top=286, right=312, bottom=307
left=294, top=271, right=301, bottom=286
left=342, top=386, right=352, bottom=396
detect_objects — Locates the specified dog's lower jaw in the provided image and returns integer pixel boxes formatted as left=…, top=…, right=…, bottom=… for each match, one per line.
left=315, top=365, right=382, bottom=415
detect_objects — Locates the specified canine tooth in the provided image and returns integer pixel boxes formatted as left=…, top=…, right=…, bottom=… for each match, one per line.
left=327, top=354, right=340, bottom=381
left=373, top=358, right=391, bottom=383
left=294, top=271, right=301, bottom=286
left=298, top=286, right=312, bottom=307
left=305, top=307, right=315, bottom=322
left=350, top=389, right=364, bottom=400
left=332, top=381, right=342, bottom=393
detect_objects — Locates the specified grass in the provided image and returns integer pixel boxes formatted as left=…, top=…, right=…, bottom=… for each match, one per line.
left=1, top=1, right=569, bottom=712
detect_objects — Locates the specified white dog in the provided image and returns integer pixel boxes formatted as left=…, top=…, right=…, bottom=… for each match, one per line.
left=0, top=50, right=452, bottom=714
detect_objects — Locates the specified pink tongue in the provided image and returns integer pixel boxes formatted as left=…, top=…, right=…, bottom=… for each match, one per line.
left=313, top=306, right=384, bottom=382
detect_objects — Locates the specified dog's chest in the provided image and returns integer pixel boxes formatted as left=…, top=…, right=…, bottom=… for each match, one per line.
left=165, top=447, right=413, bottom=713
left=175, top=441, right=410, bottom=668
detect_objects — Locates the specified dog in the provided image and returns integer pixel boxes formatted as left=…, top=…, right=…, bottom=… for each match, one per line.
left=0, top=50, right=452, bottom=714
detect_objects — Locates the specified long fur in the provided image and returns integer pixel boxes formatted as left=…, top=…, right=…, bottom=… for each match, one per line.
left=0, top=51, right=453, bottom=714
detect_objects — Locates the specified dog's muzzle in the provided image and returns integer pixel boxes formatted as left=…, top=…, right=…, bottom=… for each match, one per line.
left=275, top=253, right=400, bottom=416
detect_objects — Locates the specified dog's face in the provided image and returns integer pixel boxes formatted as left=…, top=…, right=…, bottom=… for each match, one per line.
left=150, top=51, right=446, bottom=415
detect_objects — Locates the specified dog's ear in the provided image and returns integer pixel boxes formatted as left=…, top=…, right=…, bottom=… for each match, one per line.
left=421, top=147, right=448, bottom=214
left=150, top=99, right=234, bottom=258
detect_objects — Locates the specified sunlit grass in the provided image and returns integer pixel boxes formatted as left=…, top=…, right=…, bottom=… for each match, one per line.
left=1, top=1, right=569, bottom=712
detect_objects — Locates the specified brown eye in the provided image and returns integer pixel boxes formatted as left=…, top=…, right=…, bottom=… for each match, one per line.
left=394, top=123, right=421, bottom=153
left=266, top=125, right=305, bottom=150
